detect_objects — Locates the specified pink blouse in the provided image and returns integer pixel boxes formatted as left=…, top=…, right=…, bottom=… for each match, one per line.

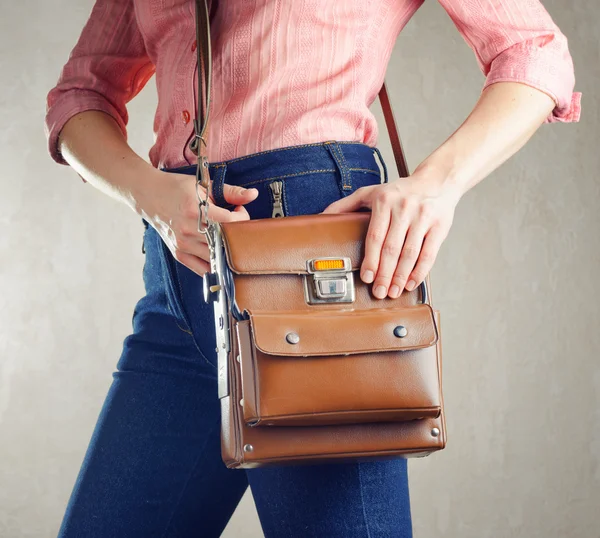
left=44, top=0, right=581, bottom=178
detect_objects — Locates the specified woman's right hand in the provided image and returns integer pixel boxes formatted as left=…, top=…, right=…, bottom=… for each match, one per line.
left=56, top=111, right=257, bottom=273
left=135, top=168, right=259, bottom=276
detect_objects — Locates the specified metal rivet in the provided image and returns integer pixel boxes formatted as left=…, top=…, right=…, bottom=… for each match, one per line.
left=239, top=398, right=244, bottom=406
left=431, top=428, right=440, bottom=437
left=236, top=354, right=241, bottom=363
left=243, top=444, right=254, bottom=452
left=393, top=325, right=408, bottom=338
left=286, top=332, right=300, bottom=344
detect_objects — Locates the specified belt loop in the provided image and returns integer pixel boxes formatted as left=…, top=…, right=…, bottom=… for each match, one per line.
left=210, top=163, right=228, bottom=207
left=372, top=146, right=389, bottom=184
left=324, top=141, right=353, bottom=193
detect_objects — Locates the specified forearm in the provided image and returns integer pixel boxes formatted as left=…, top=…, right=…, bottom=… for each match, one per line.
left=415, top=81, right=556, bottom=198
left=57, top=110, right=157, bottom=213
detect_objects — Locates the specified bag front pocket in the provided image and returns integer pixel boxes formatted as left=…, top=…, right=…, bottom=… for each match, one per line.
left=235, top=305, right=442, bottom=427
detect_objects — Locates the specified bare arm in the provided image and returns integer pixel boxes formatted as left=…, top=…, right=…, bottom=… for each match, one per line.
left=57, top=110, right=258, bottom=276
left=323, top=0, right=581, bottom=299
left=45, top=0, right=256, bottom=277
left=57, top=110, right=156, bottom=212
left=323, top=81, right=557, bottom=299
left=416, top=81, right=555, bottom=198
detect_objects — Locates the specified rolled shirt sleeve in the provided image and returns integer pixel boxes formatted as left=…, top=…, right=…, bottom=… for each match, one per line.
left=437, top=0, right=581, bottom=123
left=44, top=0, right=156, bottom=177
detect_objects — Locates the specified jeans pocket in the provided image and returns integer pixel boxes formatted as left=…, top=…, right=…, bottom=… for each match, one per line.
left=156, top=237, right=194, bottom=335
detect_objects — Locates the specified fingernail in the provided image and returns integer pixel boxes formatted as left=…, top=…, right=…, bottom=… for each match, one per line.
left=362, top=270, right=374, bottom=283
left=389, top=285, right=400, bottom=298
left=405, top=280, right=416, bottom=291
left=374, top=285, right=387, bottom=298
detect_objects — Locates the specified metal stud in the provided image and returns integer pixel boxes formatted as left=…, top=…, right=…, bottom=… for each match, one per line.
left=243, top=444, right=254, bottom=453
left=236, top=354, right=241, bottom=363
left=431, top=427, right=440, bottom=437
left=393, top=325, right=408, bottom=338
left=286, top=332, right=300, bottom=345
left=239, top=398, right=244, bottom=406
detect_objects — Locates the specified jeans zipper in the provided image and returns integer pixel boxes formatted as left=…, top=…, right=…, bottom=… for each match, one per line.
left=269, top=180, right=285, bottom=217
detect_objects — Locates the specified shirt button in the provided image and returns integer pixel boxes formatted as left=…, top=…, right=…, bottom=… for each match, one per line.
left=182, top=110, right=191, bottom=124
left=191, top=40, right=197, bottom=52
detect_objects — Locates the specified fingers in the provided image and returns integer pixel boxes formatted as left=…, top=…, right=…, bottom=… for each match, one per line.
left=222, top=184, right=259, bottom=206
left=321, top=187, right=372, bottom=214
left=361, top=193, right=449, bottom=300
left=173, top=201, right=251, bottom=276
left=405, top=226, right=446, bottom=291
left=206, top=202, right=252, bottom=223
left=173, top=248, right=211, bottom=277
left=175, top=205, right=251, bottom=276
left=231, top=204, right=251, bottom=220
left=388, top=223, right=427, bottom=297
left=360, top=207, right=391, bottom=285
left=370, top=211, right=411, bottom=299
left=173, top=234, right=210, bottom=259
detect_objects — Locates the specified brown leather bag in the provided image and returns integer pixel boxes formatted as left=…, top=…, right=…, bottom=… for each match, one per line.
left=191, top=0, right=446, bottom=468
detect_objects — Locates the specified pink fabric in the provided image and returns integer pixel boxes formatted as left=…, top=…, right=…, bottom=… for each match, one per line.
left=44, top=0, right=582, bottom=177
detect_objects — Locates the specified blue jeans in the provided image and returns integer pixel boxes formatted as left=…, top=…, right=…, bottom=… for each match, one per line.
left=57, top=141, right=412, bottom=538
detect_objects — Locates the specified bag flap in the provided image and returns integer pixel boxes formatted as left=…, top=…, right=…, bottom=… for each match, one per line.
left=248, top=304, right=438, bottom=357
left=220, top=212, right=370, bottom=274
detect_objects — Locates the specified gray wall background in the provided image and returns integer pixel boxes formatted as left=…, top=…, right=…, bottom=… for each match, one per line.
left=1, top=0, right=598, bottom=536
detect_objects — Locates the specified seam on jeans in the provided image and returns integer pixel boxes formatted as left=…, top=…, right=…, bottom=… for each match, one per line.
left=167, top=302, right=192, bottom=335
left=349, top=167, right=380, bottom=175
left=232, top=169, right=336, bottom=188
left=163, top=163, right=378, bottom=177
left=173, top=264, right=218, bottom=372
left=158, top=235, right=217, bottom=371
left=160, top=418, right=222, bottom=538
left=357, top=463, right=373, bottom=538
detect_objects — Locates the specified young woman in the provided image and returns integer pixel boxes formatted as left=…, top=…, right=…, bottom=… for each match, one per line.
left=45, top=0, right=580, bottom=536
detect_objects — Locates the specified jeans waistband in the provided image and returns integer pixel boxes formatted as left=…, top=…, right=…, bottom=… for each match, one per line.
left=162, top=140, right=388, bottom=177
left=162, top=140, right=388, bottom=205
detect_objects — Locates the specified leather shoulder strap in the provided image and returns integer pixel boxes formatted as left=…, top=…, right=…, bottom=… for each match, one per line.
left=378, top=83, right=410, bottom=178
left=192, top=0, right=410, bottom=178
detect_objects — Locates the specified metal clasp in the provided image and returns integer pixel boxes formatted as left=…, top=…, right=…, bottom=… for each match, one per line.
left=196, top=153, right=213, bottom=249
left=303, top=257, right=355, bottom=304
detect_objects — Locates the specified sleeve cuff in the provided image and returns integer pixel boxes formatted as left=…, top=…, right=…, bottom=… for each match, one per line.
left=44, top=89, right=128, bottom=167
left=482, top=39, right=581, bottom=124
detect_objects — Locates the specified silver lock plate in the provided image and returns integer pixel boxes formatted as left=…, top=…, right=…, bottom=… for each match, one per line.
left=303, top=257, right=355, bottom=304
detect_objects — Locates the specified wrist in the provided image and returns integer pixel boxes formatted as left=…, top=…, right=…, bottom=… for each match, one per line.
left=408, top=158, right=466, bottom=204
left=120, top=159, right=162, bottom=217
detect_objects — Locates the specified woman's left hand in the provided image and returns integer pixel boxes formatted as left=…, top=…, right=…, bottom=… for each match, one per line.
left=321, top=168, right=462, bottom=299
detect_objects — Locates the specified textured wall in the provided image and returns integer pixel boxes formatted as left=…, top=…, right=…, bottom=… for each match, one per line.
left=1, top=0, right=597, bottom=537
